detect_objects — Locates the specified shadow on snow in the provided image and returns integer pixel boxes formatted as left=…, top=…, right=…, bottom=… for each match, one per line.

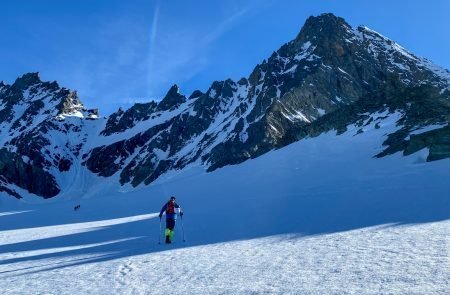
left=0, top=185, right=449, bottom=277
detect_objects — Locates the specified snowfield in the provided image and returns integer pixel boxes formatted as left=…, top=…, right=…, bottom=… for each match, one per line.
left=2, top=220, right=448, bottom=295
left=1, top=118, right=449, bottom=294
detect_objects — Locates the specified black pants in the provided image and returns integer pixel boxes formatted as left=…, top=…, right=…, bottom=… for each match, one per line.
left=166, top=218, right=175, bottom=230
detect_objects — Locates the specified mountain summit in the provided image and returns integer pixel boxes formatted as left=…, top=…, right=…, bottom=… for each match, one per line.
left=1, top=13, right=449, bottom=199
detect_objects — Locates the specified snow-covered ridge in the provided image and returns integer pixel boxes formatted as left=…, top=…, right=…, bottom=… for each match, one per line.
left=2, top=14, right=450, bottom=200
left=0, top=83, right=97, bottom=148
left=417, top=58, right=450, bottom=93
left=349, top=25, right=450, bottom=88
left=0, top=75, right=105, bottom=198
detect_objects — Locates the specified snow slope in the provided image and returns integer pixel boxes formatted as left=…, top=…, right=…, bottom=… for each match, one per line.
left=1, top=117, right=449, bottom=294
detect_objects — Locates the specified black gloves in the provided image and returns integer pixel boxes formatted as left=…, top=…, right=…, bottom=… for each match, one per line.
left=180, top=212, right=184, bottom=217
left=158, top=214, right=162, bottom=219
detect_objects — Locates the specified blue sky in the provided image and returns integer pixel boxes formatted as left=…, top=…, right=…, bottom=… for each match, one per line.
left=1, top=0, right=449, bottom=115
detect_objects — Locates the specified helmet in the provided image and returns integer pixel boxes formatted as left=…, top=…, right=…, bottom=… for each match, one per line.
left=169, top=196, right=176, bottom=201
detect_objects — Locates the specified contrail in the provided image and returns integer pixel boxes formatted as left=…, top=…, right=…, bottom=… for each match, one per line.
left=147, top=0, right=161, bottom=98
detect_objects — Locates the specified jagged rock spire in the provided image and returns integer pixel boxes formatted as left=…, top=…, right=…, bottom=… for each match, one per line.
left=157, top=84, right=186, bottom=111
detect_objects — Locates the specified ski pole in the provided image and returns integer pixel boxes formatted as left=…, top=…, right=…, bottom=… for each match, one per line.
left=158, top=216, right=162, bottom=244
left=181, top=215, right=186, bottom=242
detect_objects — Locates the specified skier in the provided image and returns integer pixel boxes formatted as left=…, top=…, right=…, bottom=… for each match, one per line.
left=159, top=196, right=183, bottom=244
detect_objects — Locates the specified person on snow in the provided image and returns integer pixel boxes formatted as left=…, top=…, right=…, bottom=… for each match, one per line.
left=159, top=196, right=183, bottom=244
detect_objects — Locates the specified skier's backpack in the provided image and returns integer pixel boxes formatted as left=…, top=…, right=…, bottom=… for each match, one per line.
left=166, top=201, right=175, bottom=214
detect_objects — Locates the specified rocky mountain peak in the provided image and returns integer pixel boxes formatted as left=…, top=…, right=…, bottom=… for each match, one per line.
left=156, top=84, right=186, bottom=111
left=295, top=13, right=352, bottom=44
left=12, top=72, right=42, bottom=90
left=54, top=90, right=85, bottom=118
left=304, top=13, right=349, bottom=30
left=188, top=90, right=204, bottom=100
left=168, top=84, right=180, bottom=94
left=116, top=107, right=124, bottom=115
left=208, top=81, right=228, bottom=99
left=257, top=13, right=357, bottom=82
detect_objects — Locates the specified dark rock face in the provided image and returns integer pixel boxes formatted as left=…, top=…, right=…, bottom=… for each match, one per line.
left=277, top=77, right=450, bottom=161
left=373, top=83, right=450, bottom=161
left=0, top=148, right=60, bottom=198
left=1, top=13, right=450, bottom=199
